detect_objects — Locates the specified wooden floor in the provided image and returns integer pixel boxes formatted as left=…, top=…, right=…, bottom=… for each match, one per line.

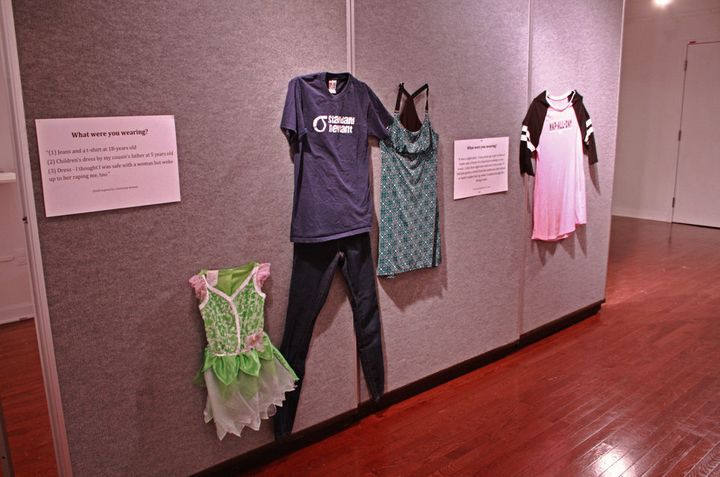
left=0, top=318, right=57, bottom=477
left=1, top=217, right=720, bottom=476
left=247, top=217, right=720, bottom=476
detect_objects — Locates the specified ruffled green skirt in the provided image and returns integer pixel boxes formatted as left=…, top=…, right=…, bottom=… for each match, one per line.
left=197, top=333, right=297, bottom=440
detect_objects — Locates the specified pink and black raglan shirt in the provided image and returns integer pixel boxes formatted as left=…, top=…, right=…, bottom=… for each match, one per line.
left=520, top=91, right=598, bottom=241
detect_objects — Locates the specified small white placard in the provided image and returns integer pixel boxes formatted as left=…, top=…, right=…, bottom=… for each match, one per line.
left=36, top=115, right=180, bottom=217
left=453, top=137, right=509, bottom=200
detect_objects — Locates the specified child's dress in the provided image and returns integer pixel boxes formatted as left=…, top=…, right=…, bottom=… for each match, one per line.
left=189, top=262, right=297, bottom=440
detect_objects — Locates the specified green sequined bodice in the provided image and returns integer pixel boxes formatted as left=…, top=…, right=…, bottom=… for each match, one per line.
left=199, top=264, right=265, bottom=356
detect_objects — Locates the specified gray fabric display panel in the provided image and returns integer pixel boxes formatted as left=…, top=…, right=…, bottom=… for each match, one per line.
left=13, top=1, right=353, bottom=475
left=521, top=0, right=624, bottom=332
left=11, top=0, right=623, bottom=474
left=354, top=0, right=530, bottom=395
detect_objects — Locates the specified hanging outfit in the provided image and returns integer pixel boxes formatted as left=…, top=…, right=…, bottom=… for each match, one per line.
left=520, top=90, right=598, bottom=241
left=281, top=71, right=393, bottom=243
left=276, top=72, right=392, bottom=438
left=378, top=83, right=441, bottom=276
left=189, top=262, right=297, bottom=440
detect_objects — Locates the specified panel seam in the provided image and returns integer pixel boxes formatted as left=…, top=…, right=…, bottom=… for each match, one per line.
left=518, top=0, right=535, bottom=338
left=345, top=0, right=362, bottom=407
left=346, top=0, right=355, bottom=74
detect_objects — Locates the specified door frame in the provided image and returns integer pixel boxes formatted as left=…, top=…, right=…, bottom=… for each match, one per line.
left=671, top=40, right=720, bottom=226
left=0, top=1, right=72, bottom=475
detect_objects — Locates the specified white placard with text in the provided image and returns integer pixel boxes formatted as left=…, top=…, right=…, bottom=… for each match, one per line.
left=453, top=136, right=509, bottom=200
left=36, top=115, right=180, bottom=217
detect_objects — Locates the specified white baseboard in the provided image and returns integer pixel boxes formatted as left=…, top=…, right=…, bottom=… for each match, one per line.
left=611, top=207, right=671, bottom=223
left=0, top=302, right=34, bottom=325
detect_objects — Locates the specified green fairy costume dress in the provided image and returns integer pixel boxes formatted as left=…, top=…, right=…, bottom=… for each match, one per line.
left=189, top=262, right=297, bottom=440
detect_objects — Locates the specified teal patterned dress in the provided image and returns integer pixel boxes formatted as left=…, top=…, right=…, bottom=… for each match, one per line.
left=378, top=113, right=441, bottom=276
left=189, top=262, right=297, bottom=440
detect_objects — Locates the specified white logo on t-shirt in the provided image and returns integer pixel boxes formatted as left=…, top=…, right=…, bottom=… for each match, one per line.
left=313, top=115, right=328, bottom=133
left=313, top=115, right=355, bottom=134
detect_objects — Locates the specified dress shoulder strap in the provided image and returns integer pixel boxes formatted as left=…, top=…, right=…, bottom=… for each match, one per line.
left=394, top=82, right=429, bottom=113
left=394, top=82, right=406, bottom=113
left=411, top=83, right=429, bottom=112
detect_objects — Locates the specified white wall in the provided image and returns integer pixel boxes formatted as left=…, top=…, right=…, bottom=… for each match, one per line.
left=613, top=0, right=720, bottom=221
left=0, top=186, right=32, bottom=324
left=0, top=22, right=32, bottom=324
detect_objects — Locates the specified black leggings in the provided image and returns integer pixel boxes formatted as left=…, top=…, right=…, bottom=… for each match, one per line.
left=274, top=233, right=385, bottom=438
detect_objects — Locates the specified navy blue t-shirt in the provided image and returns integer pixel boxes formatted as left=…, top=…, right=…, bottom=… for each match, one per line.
left=281, top=72, right=392, bottom=243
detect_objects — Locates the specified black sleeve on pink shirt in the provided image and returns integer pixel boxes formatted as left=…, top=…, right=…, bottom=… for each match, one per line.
left=577, top=101, right=598, bottom=165
left=520, top=99, right=546, bottom=176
